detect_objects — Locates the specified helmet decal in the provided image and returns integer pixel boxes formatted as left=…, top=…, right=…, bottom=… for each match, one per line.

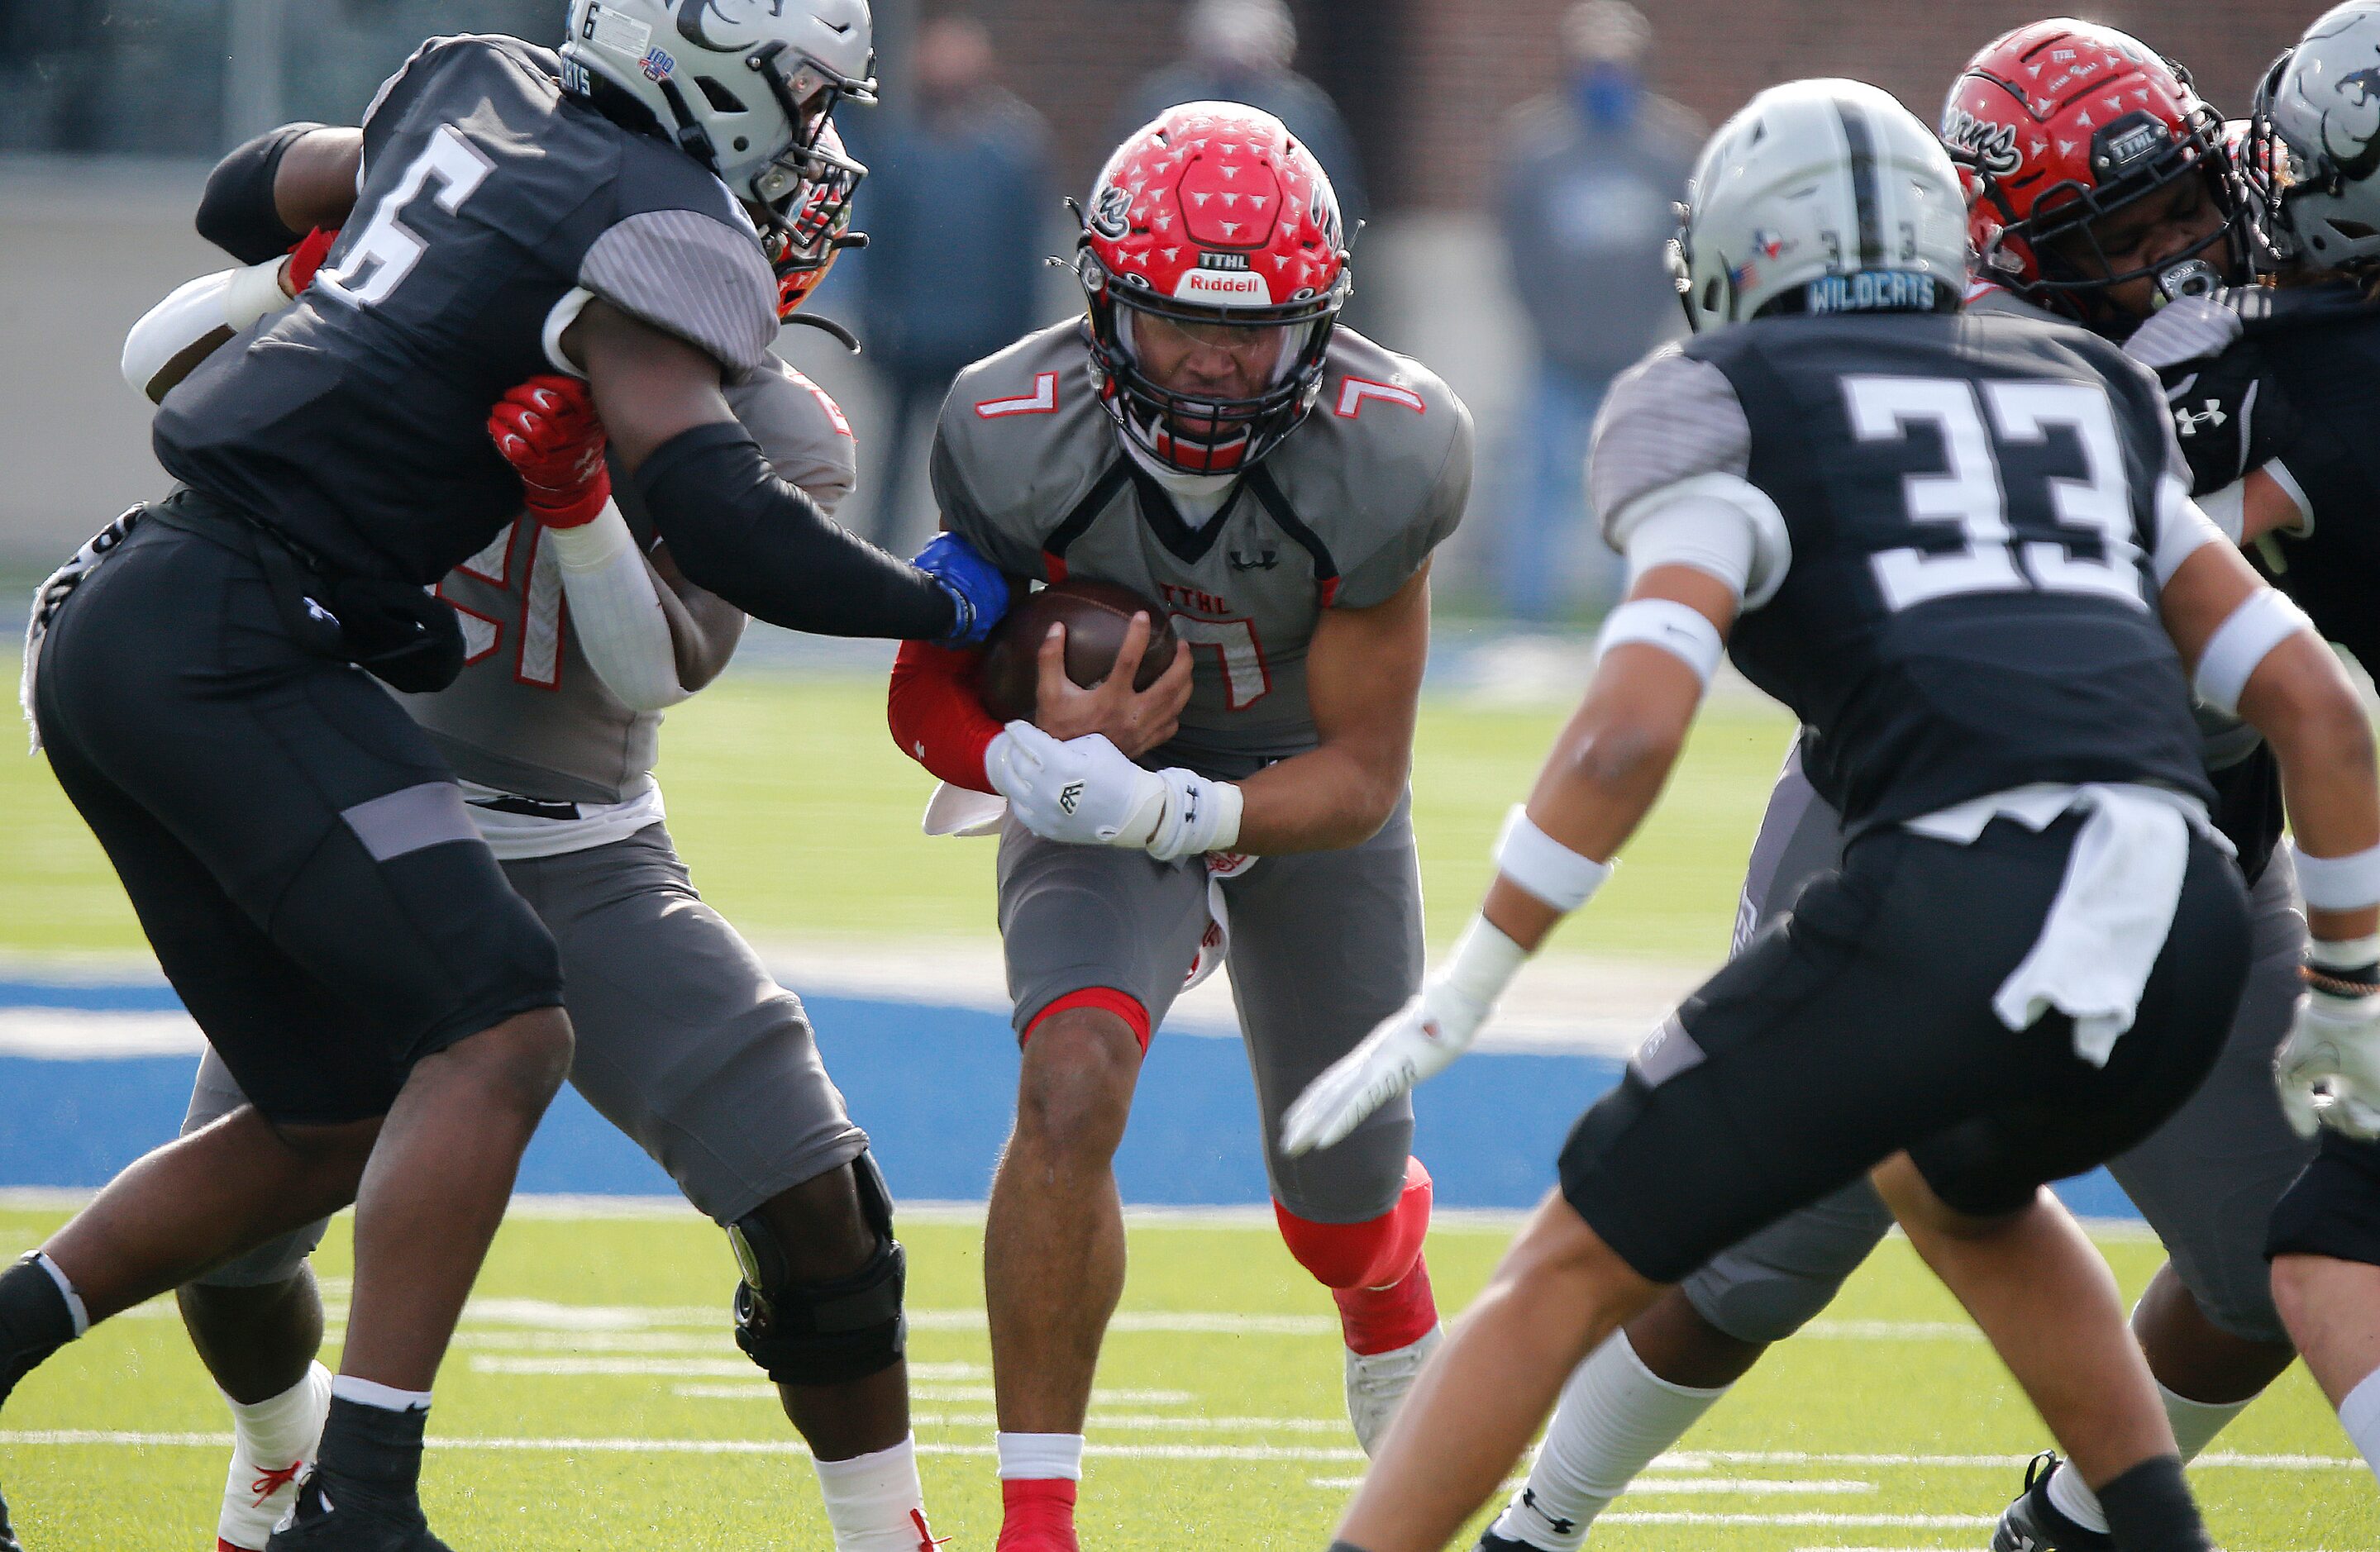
left=1942, top=104, right=2022, bottom=175
left=2319, top=64, right=2380, bottom=178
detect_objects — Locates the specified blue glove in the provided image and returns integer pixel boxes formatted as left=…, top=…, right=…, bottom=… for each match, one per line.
left=912, top=531, right=1009, bottom=647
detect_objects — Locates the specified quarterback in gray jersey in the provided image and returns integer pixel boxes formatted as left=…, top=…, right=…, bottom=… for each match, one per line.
left=886, top=104, right=1470, bottom=1548
left=1480, top=26, right=2325, bottom=1552
left=112, top=127, right=944, bottom=1552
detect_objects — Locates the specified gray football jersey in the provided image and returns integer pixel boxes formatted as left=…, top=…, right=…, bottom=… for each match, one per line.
left=398, top=358, right=856, bottom=802
left=933, top=323, right=1472, bottom=777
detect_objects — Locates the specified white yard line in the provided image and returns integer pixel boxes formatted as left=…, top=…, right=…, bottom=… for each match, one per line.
left=1600, top=1513, right=1995, bottom=1528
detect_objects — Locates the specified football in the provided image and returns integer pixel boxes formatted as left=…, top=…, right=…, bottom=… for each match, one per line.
left=975, top=578, right=1181, bottom=723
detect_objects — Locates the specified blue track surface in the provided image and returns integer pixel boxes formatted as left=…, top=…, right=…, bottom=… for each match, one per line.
left=0, top=978, right=2137, bottom=1217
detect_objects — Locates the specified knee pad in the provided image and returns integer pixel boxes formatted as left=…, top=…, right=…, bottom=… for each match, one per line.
left=1276, top=1156, right=1433, bottom=1289
left=727, top=1152, right=907, bottom=1386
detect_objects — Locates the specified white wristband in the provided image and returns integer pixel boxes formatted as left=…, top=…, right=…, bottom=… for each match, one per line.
left=2296, top=841, right=2380, bottom=912
left=1595, top=597, right=1724, bottom=684
left=2193, top=588, right=2311, bottom=716
left=1494, top=805, right=1614, bottom=912
left=1440, top=913, right=1531, bottom=1009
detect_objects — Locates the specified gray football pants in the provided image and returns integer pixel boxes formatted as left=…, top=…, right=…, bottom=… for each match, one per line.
left=996, top=794, right=1425, bottom=1223
left=184, top=822, right=869, bottom=1286
left=1677, top=750, right=2311, bottom=1347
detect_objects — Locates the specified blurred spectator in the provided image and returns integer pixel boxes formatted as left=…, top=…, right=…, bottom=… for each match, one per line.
left=1116, top=0, right=1366, bottom=223
left=1496, top=0, right=1701, bottom=621
left=836, top=16, right=1052, bottom=548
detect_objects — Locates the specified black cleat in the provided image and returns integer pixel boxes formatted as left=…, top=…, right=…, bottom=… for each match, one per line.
left=1473, top=1533, right=1537, bottom=1552
left=1472, top=1488, right=1574, bottom=1552
left=0, top=1481, right=21, bottom=1552
left=263, top=1469, right=453, bottom=1552
left=1992, top=1452, right=2114, bottom=1552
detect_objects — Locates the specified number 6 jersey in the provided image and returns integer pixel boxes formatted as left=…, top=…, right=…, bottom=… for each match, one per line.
left=1592, top=309, right=2212, bottom=836
left=153, top=33, right=780, bottom=587
left=933, top=321, right=1472, bottom=778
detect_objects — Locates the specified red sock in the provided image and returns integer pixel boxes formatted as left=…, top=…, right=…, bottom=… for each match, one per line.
left=997, top=1478, right=1079, bottom=1552
left=1333, top=1252, right=1440, bottom=1355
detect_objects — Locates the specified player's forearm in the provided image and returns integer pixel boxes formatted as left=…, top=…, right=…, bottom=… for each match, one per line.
left=1231, top=744, right=1409, bottom=854
left=1483, top=659, right=1699, bottom=951
left=121, top=260, right=294, bottom=403
left=546, top=502, right=693, bottom=712
left=2241, top=635, right=2380, bottom=943
left=196, top=124, right=353, bottom=263
left=636, top=423, right=956, bottom=640
left=647, top=540, right=745, bottom=691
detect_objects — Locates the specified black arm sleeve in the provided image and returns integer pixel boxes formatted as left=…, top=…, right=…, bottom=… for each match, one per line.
left=636, top=421, right=956, bottom=640
left=196, top=123, right=327, bottom=264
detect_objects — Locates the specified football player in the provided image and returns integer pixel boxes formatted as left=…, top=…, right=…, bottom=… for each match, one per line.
left=109, top=145, right=943, bottom=1552
left=1461, top=24, right=2329, bottom=1552
left=1285, top=77, right=2380, bottom=1552
left=2197, top=0, right=2380, bottom=1487
left=2, top=3, right=1009, bottom=1549
left=885, top=103, right=1472, bottom=1552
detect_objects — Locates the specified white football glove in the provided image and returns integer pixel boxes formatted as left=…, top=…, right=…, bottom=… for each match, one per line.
left=1282, top=916, right=1529, bottom=1157
left=986, top=722, right=1166, bottom=847
left=985, top=723, right=1244, bottom=859
left=2275, top=982, right=2380, bottom=1141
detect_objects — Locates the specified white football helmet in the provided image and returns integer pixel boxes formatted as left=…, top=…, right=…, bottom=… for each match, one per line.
left=562, top=0, right=875, bottom=212
left=1672, top=79, right=1968, bottom=331
left=2246, top=0, right=2380, bottom=270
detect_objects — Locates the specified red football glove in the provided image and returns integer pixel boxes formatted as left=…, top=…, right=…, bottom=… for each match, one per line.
left=284, top=226, right=339, bottom=295
left=488, top=375, right=611, bottom=528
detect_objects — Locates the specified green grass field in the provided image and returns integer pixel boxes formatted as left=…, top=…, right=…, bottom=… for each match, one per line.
left=0, top=672, right=1796, bottom=963
left=1, top=1207, right=2370, bottom=1551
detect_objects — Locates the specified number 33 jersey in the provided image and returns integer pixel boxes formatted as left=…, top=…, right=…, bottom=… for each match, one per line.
left=932, top=321, right=1473, bottom=778
left=1592, top=310, right=2211, bottom=836
left=153, top=33, right=780, bottom=587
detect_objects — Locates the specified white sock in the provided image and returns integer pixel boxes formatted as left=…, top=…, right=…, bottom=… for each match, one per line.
left=2042, top=1378, right=2254, bottom=1535
left=994, top=1431, right=1085, bottom=1481
left=31, top=1253, right=88, bottom=1336
left=2339, top=1364, right=2380, bottom=1479
left=813, top=1434, right=936, bottom=1552
left=218, top=1360, right=333, bottom=1550
left=1488, top=1330, right=1728, bottom=1550
left=329, top=1373, right=432, bottom=1412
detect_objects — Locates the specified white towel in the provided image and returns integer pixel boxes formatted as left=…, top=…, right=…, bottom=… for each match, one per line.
left=920, top=781, right=1009, bottom=837
left=1985, top=786, right=2192, bottom=1067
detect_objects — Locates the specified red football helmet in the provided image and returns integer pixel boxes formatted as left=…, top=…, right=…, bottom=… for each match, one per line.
left=766, top=121, right=864, bottom=323
left=1940, top=19, right=2246, bottom=321
left=1076, top=102, right=1352, bottom=475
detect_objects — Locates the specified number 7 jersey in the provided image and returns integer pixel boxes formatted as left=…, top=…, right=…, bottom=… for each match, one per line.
left=932, top=321, right=1472, bottom=778
left=1592, top=309, right=2212, bottom=836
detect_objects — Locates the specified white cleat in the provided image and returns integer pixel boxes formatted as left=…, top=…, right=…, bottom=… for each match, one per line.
left=1344, top=1325, right=1444, bottom=1456
left=214, top=1360, right=332, bottom=1552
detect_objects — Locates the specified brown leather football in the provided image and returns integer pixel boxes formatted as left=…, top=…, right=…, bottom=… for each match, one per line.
left=976, top=578, right=1180, bottom=724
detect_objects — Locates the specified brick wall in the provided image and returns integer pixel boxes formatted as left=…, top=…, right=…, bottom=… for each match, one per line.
left=1390, top=0, right=2312, bottom=209
left=942, top=0, right=2316, bottom=212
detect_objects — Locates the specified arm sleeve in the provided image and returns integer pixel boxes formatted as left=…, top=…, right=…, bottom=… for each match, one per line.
left=579, top=211, right=780, bottom=374
left=545, top=500, right=689, bottom=711
left=195, top=123, right=326, bottom=264
left=724, top=361, right=859, bottom=517
left=634, top=421, right=956, bottom=640
left=888, top=640, right=1003, bottom=792
left=1589, top=347, right=1753, bottom=543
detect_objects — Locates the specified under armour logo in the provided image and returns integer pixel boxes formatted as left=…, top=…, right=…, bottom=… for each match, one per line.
left=1228, top=546, right=1279, bottom=571
left=1058, top=781, right=1085, bottom=815
left=1523, top=1489, right=1577, bottom=1537
left=2173, top=400, right=2226, bottom=436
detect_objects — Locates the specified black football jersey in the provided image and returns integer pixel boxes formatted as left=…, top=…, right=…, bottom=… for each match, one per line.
left=1608, top=311, right=2210, bottom=836
left=152, top=35, right=779, bottom=585
left=2224, top=283, right=2380, bottom=678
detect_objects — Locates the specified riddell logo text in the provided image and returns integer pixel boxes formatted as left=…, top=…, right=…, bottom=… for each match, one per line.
left=1177, top=269, right=1267, bottom=301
